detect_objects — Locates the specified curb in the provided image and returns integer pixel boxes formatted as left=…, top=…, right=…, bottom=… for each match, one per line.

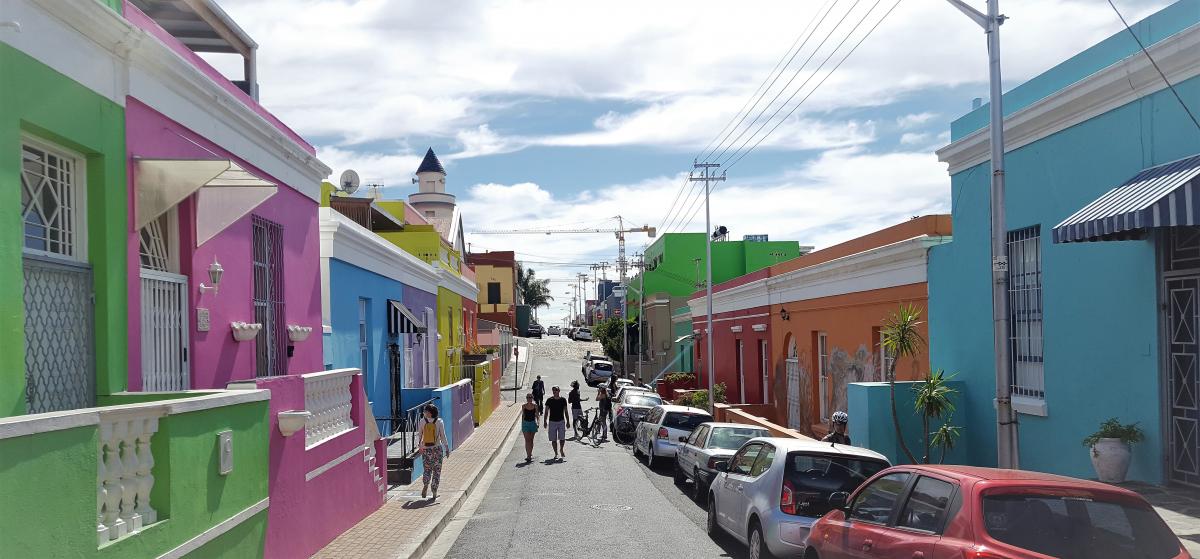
left=405, top=405, right=522, bottom=559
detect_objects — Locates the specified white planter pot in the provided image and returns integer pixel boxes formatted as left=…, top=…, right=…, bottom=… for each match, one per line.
left=1090, top=438, right=1132, bottom=483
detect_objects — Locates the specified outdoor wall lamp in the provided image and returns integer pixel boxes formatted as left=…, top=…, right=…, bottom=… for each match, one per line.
left=199, top=257, right=224, bottom=294
left=780, top=309, right=790, bottom=321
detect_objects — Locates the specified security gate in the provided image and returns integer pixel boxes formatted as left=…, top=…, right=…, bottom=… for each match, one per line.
left=786, top=339, right=801, bottom=430
left=140, top=269, right=190, bottom=391
left=253, top=217, right=286, bottom=377
left=23, top=255, right=94, bottom=413
left=1165, top=228, right=1200, bottom=487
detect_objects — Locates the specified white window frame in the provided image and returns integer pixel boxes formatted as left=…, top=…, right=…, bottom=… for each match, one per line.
left=818, top=332, right=829, bottom=421
left=760, top=339, right=769, bottom=404
left=1006, top=226, right=1046, bottom=408
left=20, top=136, right=87, bottom=262
left=877, top=328, right=895, bottom=379
left=736, top=339, right=745, bottom=403
left=359, top=298, right=370, bottom=379
left=139, top=207, right=180, bottom=273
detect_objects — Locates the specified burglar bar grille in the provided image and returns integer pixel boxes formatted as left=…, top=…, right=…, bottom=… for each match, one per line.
left=1006, top=226, right=1045, bottom=399
left=253, top=217, right=286, bottom=377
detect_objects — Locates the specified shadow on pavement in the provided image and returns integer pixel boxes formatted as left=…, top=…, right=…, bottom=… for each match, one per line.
left=401, top=499, right=440, bottom=509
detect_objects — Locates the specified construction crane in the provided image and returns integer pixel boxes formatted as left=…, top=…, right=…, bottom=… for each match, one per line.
left=468, top=216, right=655, bottom=372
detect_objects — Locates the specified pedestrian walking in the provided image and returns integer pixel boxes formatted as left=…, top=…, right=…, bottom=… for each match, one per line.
left=821, top=411, right=851, bottom=445
left=596, top=386, right=612, bottom=441
left=419, top=404, right=450, bottom=499
left=532, top=375, right=546, bottom=415
left=568, top=380, right=588, bottom=439
left=543, top=386, right=569, bottom=460
left=521, top=393, right=539, bottom=462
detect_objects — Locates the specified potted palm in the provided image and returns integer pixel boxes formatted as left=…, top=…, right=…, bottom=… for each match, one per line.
left=1083, top=418, right=1144, bottom=483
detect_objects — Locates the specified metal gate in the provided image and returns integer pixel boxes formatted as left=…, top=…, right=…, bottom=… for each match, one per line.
left=1165, top=228, right=1200, bottom=486
left=23, top=255, right=94, bottom=413
left=786, top=339, right=801, bottom=430
left=140, top=269, right=189, bottom=391
left=253, top=217, right=286, bottom=377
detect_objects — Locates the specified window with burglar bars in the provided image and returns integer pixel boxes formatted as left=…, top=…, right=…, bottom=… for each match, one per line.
left=22, top=140, right=84, bottom=260
left=1007, top=226, right=1045, bottom=399
left=253, top=217, right=287, bottom=377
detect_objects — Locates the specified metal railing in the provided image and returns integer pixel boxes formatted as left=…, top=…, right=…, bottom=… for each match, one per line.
left=379, top=398, right=437, bottom=460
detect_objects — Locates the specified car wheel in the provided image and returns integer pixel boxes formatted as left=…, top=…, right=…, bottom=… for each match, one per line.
left=749, top=520, right=774, bottom=559
left=706, top=494, right=720, bottom=537
left=646, top=445, right=655, bottom=468
left=632, top=437, right=643, bottom=457
left=692, top=469, right=706, bottom=502
left=673, top=461, right=686, bottom=485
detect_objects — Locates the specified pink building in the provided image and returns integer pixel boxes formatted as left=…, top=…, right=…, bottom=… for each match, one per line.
left=122, top=1, right=383, bottom=556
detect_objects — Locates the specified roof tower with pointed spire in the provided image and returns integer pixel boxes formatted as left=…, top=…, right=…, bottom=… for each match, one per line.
left=416, top=147, right=446, bottom=175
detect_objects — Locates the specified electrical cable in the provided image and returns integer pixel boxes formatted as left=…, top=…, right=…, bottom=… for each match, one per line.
left=1107, top=0, right=1200, bottom=133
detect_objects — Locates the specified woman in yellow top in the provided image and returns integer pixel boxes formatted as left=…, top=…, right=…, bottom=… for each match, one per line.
left=419, top=404, right=450, bottom=499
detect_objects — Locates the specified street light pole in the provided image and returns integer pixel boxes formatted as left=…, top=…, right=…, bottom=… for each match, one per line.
left=691, top=162, right=725, bottom=410
left=946, top=0, right=1019, bottom=469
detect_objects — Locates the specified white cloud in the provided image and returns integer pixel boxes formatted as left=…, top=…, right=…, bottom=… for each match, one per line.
left=897, top=113, right=938, bottom=129
left=457, top=147, right=949, bottom=324
left=900, top=132, right=931, bottom=145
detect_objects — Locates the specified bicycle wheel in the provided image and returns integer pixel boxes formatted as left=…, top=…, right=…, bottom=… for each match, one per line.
left=590, top=414, right=603, bottom=441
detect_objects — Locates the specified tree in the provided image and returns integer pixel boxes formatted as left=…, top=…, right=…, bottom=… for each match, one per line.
left=516, top=263, right=553, bottom=319
left=912, top=369, right=958, bottom=464
left=881, top=304, right=923, bottom=464
left=591, top=316, right=629, bottom=363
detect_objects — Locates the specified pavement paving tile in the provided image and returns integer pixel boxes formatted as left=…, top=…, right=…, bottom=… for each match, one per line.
left=314, top=402, right=522, bottom=559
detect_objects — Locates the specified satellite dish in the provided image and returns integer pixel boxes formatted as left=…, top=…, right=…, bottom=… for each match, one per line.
left=339, top=169, right=360, bottom=195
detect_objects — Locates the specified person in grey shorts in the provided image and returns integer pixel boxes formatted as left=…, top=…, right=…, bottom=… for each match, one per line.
left=543, top=386, right=569, bottom=461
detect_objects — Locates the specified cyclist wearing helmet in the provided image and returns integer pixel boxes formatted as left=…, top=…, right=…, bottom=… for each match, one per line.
left=822, top=411, right=851, bottom=445
left=568, top=380, right=588, bottom=438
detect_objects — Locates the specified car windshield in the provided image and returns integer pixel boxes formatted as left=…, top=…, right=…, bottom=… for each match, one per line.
left=707, top=427, right=769, bottom=450
left=785, top=453, right=889, bottom=517
left=663, top=412, right=712, bottom=430
left=593, top=362, right=613, bottom=371
left=624, top=394, right=661, bottom=407
left=982, top=492, right=1180, bottom=559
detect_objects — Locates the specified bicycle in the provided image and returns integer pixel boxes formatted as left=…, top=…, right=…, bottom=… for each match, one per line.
left=575, top=407, right=603, bottom=445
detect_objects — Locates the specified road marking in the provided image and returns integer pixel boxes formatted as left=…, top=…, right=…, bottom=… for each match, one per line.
left=590, top=504, right=632, bottom=512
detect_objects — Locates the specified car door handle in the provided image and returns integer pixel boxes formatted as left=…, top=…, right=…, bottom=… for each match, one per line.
left=736, top=484, right=744, bottom=493
left=912, top=553, right=925, bottom=559
left=862, top=539, right=874, bottom=551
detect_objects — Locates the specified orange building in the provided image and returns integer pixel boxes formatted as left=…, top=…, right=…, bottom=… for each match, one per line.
left=690, top=216, right=951, bottom=439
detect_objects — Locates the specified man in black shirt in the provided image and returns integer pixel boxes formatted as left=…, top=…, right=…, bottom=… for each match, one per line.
left=531, top=375, right=545, bottom=415
left=821, top=411, right=851, bottom=445
left=568, top=381, right=588, bottom=438
left=544, top=386, right=569, bottom=460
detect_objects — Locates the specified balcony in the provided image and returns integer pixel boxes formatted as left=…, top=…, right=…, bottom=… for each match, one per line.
left=0, top=390, right=270, bottom=557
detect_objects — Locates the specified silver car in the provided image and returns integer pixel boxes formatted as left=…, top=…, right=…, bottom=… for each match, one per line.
left=585, top=360, right=615, bottom=385
left=611, top=389, right=662, bottom=443
left=632, top=405, right=712, bottom=468
left=706, top=438, right=889, bottom=559
left=674, top=423, right=771, bottom=502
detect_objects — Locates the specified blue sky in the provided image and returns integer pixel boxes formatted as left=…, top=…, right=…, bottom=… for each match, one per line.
left=212, top=0, right=1171, bottom=324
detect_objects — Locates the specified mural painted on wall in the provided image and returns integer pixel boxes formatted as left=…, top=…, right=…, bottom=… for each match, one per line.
left=777, top=340, right=882, bottom=435
left=829, top=345, right=882, bottom=418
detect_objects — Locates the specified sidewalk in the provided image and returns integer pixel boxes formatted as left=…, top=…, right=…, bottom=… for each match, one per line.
left=314, top=402, right=522, bottom=559
left=500, top=339, right=531, bottom=391
left=1124, top=482, right=1200, bottom=555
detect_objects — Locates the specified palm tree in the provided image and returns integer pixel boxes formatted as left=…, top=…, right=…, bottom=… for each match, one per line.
left=517, top=263, right=553, bottom=319
left=913, top=369, right=957, bottom=463
left=881, top=304, right=923, bottom=464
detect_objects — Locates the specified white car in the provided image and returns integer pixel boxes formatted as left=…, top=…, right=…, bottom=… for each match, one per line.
left=706, top=437, right=890, bottom=559
left=585, top=360, right=615, bottom=385
left=674, top=423, right=771, bottom=502
left=632, top=404, right=712, bottom=468
left=573, top=327, right=593, bottom=341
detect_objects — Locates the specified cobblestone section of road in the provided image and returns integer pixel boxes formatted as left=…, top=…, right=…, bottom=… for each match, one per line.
left=526, top=336, right=601, bottom=360
left=314, top=402, right=523, bottom=559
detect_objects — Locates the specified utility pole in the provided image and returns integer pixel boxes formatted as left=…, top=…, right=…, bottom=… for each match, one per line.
left=635, top=253, right=645, bottom=381
left=946, top=0, right=1018, bottom=469
left=578, top=273, right=590, bottom=327
left=691, top=161, right=725, bottom=410
left=618, top=216, right=629, bottom=376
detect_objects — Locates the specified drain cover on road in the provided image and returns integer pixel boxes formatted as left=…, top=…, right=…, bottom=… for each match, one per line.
left=591, top=504, right=632, bottom=512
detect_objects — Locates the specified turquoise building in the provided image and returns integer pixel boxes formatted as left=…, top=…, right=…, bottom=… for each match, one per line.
left=930, top=0, right=1200, bottom=485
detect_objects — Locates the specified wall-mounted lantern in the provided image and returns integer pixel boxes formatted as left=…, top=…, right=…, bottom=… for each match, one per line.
left=199, top=257, right=224, bottom=294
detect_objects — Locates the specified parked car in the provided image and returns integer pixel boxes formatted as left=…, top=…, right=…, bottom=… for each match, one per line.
left=612, top=389, right=662, bottom=443
left=707, top=438, right=890, bottom=559
left=613, top=385, right=650, bottom=403
left=547, top=326, right=561, bottom=336
left=675, top=423, right=772, bottom=502
left=574, top=327, right=593, bottom=341
left=610, top=377, right=635, bottom=394
left=582, top=354, right=606, bottom=375
left=526, top=323, right=543, bottom=338
left=586, top=360, right=615, bottom=386
left=804, top=464, right=1191, bottom=559
left=565, top=327, right=576, bottom=339
left=633, top=405, right=712, bottom=468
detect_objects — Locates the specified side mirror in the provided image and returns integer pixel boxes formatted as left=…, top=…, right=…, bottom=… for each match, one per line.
left=678, top=436, right=688, bottom=443
left=713, top=460, right=730, bottom=472
left=828, top=491, right=850, bottom=511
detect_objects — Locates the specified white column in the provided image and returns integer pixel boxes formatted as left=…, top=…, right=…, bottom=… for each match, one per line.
left=97, top=412, right=160, bottom=546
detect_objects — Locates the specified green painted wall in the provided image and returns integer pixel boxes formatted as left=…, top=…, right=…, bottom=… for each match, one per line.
left=629, top=233, right=801, bottom=318
left=0, top=399, right=270, bottom=557
left=671, top=308, right=694, bottom=374
left=438, top=287, right=463, bottom=386
left=0, top=44, right=128, bottom=417
left=186, top=509, right=267, bottom=558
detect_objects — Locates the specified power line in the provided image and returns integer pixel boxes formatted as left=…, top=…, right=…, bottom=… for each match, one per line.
left=697, top=0, right=839, bottom=163
left=725, top=0, right=905, bottom=170
left=1107, top=0, right=1200, bottom=133
left=709, top=0, right=863, bottom=165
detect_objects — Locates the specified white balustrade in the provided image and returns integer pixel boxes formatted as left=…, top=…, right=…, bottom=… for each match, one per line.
left=303, top=369, right=356, bottom=448
left=97, top=412, right=160, bottom=546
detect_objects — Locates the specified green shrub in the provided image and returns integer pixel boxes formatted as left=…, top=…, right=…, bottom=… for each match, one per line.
left=1082, top=418, right=1145, bottom=448
left=676, top=383, right=726, bottom=412
left=664, top=372, right=696, bottom=385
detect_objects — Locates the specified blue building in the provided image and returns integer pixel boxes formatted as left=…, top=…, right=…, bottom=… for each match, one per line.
left=320, top=207, right=441, bottom=432
left=930, top=0, right=1200, bottom=485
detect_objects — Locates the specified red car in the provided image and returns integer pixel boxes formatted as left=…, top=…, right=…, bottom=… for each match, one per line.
left=804, top=464, right=1190, bottom=559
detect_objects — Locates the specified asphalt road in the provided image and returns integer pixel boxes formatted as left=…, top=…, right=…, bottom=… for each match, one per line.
left=443, top=337, right=749, bottom=559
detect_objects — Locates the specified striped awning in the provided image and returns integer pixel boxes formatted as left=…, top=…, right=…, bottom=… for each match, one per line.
left=1053, top=154, right=1200, bottom=243
left=387, top=300, right=426, bottom=335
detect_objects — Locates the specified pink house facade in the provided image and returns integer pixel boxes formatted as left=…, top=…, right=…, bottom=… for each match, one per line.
left=120, top=1, right=383, bottom=556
